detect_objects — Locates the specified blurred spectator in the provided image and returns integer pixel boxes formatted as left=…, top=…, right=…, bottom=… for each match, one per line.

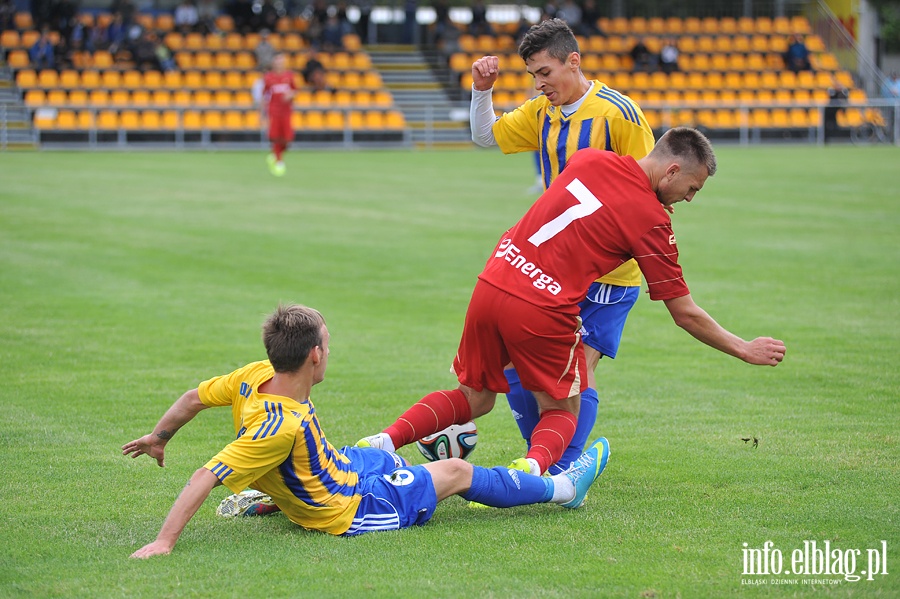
left=402, top=0, right=416, bottom=44
left=783, top=35, right=811, bottom=73
left=469, top=0, right=493, bottom=36
left=432, top=0, right=451, bottom=45
left=31, top=0, right=52, bottom=30
left=132, top=29, right=161, bottom=71
left=659, top=39, right=678, bottom=74
left=256, top=0, right=280, bottom=33
left=305, top=0, right=328, bottom=43
left=50, top=0, right=78, bottom=44
left=153, top=31, right=176, bottom=71
left=356, top=0, right=372, bottom=44
left=256, top=29, right=276, bottom=70
left=630, top=38, right=655, bottom=73
left=30, top=27, right=56, bottom=69
left=301, top=47, right=324, bottom=83
left=197, top=0, right=218, bottom=34
left=579, top=0, right=603, bottom=35
left=321, top=14, right=347, bottom=50
left=1, top=0, right=17, bottom=31
left=555, top=0, right=582, bottom=32
left=824, top=75, right=848, bottom=142
left=106, top=12, right=127, bottom=53
left=54, top=34, right=72, bottom=69
left=542, top=2, right=557, bottom=19
left=881, top=72, right=900, bottom=99
left=111, top=0, right=135, bottom=26
left=514, top=16, right=531, bottom=42
left=227, top=0, right=253, bottom=33
left=174, top=0, right=200, bottom=33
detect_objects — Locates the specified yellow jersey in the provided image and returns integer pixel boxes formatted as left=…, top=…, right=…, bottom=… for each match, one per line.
left=492, top=80, right=655, bottom=287
left=199, top=361, right=360, bottom=535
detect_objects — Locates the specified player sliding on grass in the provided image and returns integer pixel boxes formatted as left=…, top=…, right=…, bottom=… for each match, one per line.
left=358, top=128, right=786, bottom=477
left=122, top=304, right=609, bottom=558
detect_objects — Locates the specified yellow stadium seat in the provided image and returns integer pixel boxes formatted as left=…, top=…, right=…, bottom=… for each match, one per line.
left=1, top=30, right=19, bottom=48
left=97, top=110, right=119, bottom=129
left=89, top=89, right=109, bottom=106
left=347, top=110, right=365, bottom=129
left=324, top=110, right=344, bottom=129
left=774, top=89, right=792, bottom=105
left=24, top=89, right=46, bottom=106
left=352, top=53, right=372, bottom=70
left=235, top=52, right=255, bottom=70
left=789, top=108, right=813, bottom=127
left=161, top=110, right=179, bottom=129
left=119, top=109, right=139, bottom=129
left=140, top=110, right=161, bottom=129
left=93, top=51, right=114, bottom=69
left=185, top=33, right=204, bottom=50
left=363, top=72, right=383, bottom=89
left=797, top=71, right=815, bottom=89
left=222, top=71, right=243, bottom=89
left=57, top=110, right=79, bottom=129
left=205, top=34, right=223, bottom=50
left=205, top=71, right=223, bottom=88
left=750, top=108, right=772, bottom=128
left=245, top=110, right=261, bottom=129
left=164, top=32, right=183, bottom=51
left=57, top=69, right=79, bottom=88
left=141, top=71, right=160, bottom=89
left=293, top=90, right=312, bottom=106
left=760, top=71, right=779, bottom=90
left=756, top=90, right=774, bottom=105
left=152, top=90, right=172, bottom=106
left=793, top=89, right=811, bottom=105
left=213, top=52, right=233, bottom=70
left=132, top=90, right=150, bottom=106
left=224, top=33, right=242, bottom=51
left=742, top=72, right=760, bottom=90
left=737, top=17, right=755, bottom=34
left=773, top=16, right=791, bottom=35
left=182, top=110, right=202, bottom=129
left=342, top=71, right=362, bottom=89
left=373, top=90, right=393, bottom=107
left=333, top=90, right=353, bottom=106
left=173, top=90, right=192, bottom=106
left=719, top=89, right=737, bottom=105
left=175, top=52, right=193, bottom=70
left=223, top=110, right=243, bottom=129
left=193, top=90, right=213, bottom=107
left=123, top=70, right=143, bottom=89
left=156, top=14, right=174, bottom=31
left=202, top=111, right=223, bottom=129
left=210, top=90, right=230, bottom=106
left=700, top=90, right=719, bottom=106
left=7, top=49, right=29, bottom=69
left=365, top=110, right=386, bottom=129
left=37, top=69, right=58, bottom=88
left=163, top=71, right=183, bottom=89
left=76, top=110, right=94, bottom=129
left=110, top=90, right=130, bottom=106
left=216, top=15, right=234, bottom=32
left=47, top=89, right=67, bottom=105
left=194, top=52, right=213, bottom=70
left=184, top=71, right=203, bottom=88
left=385, top=110, right=406, bottom=129
left=755, top=17, right=773, bottom=34
left=101, top=70, right=121, bottom=88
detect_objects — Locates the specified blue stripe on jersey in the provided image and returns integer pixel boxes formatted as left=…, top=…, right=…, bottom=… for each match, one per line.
left=596, top=88, right=639, bottom=124
left=210, top=461, right=233, bottom=482
left=556, top=118, right=571, bottom=173
left=278, top=446, right=325, bottom=507
left=302, top=424, right=352, bottom=497
left=605, top=123, right=612, bottom=151
left=577, top=117, right=594, bottom=151
left=540, top=114, right=552, bottom=189
left=253, top=402, right=284, bottom=440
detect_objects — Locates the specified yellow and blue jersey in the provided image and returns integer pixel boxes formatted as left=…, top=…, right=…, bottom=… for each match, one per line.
left=492, top=80, right=655, bottom=287
left=199, top=361, right=361, bottom=535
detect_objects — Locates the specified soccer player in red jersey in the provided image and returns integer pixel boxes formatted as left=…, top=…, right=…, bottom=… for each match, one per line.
left=359, top=128, right=786, bottom=476
left=262, top=53, right=296, bottom=176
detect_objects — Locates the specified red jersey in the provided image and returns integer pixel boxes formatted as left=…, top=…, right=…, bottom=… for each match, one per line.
left=263, top=71, right=296, bottom=119
left=479, top=148, right=689, bottom=313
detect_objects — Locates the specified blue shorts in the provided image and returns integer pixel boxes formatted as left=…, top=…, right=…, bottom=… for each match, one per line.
left=577, top=282, right=640, bottom=359
left=340, top=446, right=438, bottom=536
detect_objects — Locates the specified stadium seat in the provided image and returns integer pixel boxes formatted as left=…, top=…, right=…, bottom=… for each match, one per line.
left=45, top=89, right=67, bottom=106
left=23, top=88, right=45, bottom=107
left=140, top=110, right=161, bottom=130
left=162, top=110, right=180, bottom=129
left=205, top=71, right=224, bottom=88
left=97, top=110, right=119, bottom=129
left=194, top=90, right=213, bottom=107
left=7, top=49, right=29, bottom=69
left=93, top=51, right=114, bottom=69
left=38, top=70, right=59, bottom=88
left=123, top=70, right=143, bottom=89
left=102, top=71, right=122, bottom=89
left=185, top=33, right=204, bottom=50
left=152, top=90, right=172, bottom=107
left=89, top=89, right=109, bottom=106
left=111, top=90, right=130, bottom=107
left=144, top=71, right=162, bottom=88
left=76, top=110, right=94, bottom=129
left=15, top=11, right=33, bottom=29
left=182, top=110, right=202, bottom=129
left=119, top=110, right=140, bottom=129
left=58, top=69, right=79, bottom=88
left=194, top=52, right=214, bottom=70
left=132, top=90, right=150, bottom=106
left=173, top=90, right=192, bottom=106
left=184, top=71, right=204, bottom=89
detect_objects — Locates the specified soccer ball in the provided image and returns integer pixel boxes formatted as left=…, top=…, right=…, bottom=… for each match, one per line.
left=416, top=422, right=477, bottom=462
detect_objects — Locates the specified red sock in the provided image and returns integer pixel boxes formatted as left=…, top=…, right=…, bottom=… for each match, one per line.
left=273, top=142, right=284, bottom=161
left=526, top=409, right=578, bottom=474
left=384, top=389, right=472, bottom=449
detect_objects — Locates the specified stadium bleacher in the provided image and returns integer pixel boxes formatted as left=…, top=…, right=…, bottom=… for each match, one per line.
left=2, top=11, right=406, bottom=139
left=448, top=15, right=877, bottom=133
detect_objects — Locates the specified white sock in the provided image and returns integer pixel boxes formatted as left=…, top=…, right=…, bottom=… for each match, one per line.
left=525, top=458, right=541, bottom=476
left=549, top=473, right=576, bottom=504
left=378, top=432, right=395, bottom=452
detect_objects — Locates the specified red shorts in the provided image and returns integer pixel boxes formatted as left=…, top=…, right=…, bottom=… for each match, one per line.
left=268, top=114, right=293, bottom=142
left=452, top=280, right=586, bottom=400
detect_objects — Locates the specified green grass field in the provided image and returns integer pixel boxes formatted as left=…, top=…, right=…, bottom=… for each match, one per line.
left=1, top=145, right=898, bottom=598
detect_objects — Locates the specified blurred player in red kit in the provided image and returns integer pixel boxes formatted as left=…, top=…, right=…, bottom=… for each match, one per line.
left=263, top=53, right=296, bottom=176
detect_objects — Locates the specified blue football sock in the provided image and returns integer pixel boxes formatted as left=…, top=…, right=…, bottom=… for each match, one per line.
left=461, top=465, right=553, bottom=507
left=548, top=387, right=599, bottom=475
left=504, top=368, right=540, bottom=446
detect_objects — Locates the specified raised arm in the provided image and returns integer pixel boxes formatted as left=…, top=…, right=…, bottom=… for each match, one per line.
left=470, top=55, right=500, bottom=147
left=130, top=467, right=222, bottom=558
left=663, top=294, right=786, bottom=366
left=122, top=388, right=208, bottom=467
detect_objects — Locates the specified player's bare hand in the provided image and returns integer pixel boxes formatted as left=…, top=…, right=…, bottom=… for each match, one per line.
left=122, top=434, right=167, bottom=467
left=130, top=540, right=173, bottom=559
left=743, top=337, right=786, bottom=366
left=472, top=55, right=500, bottom=91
